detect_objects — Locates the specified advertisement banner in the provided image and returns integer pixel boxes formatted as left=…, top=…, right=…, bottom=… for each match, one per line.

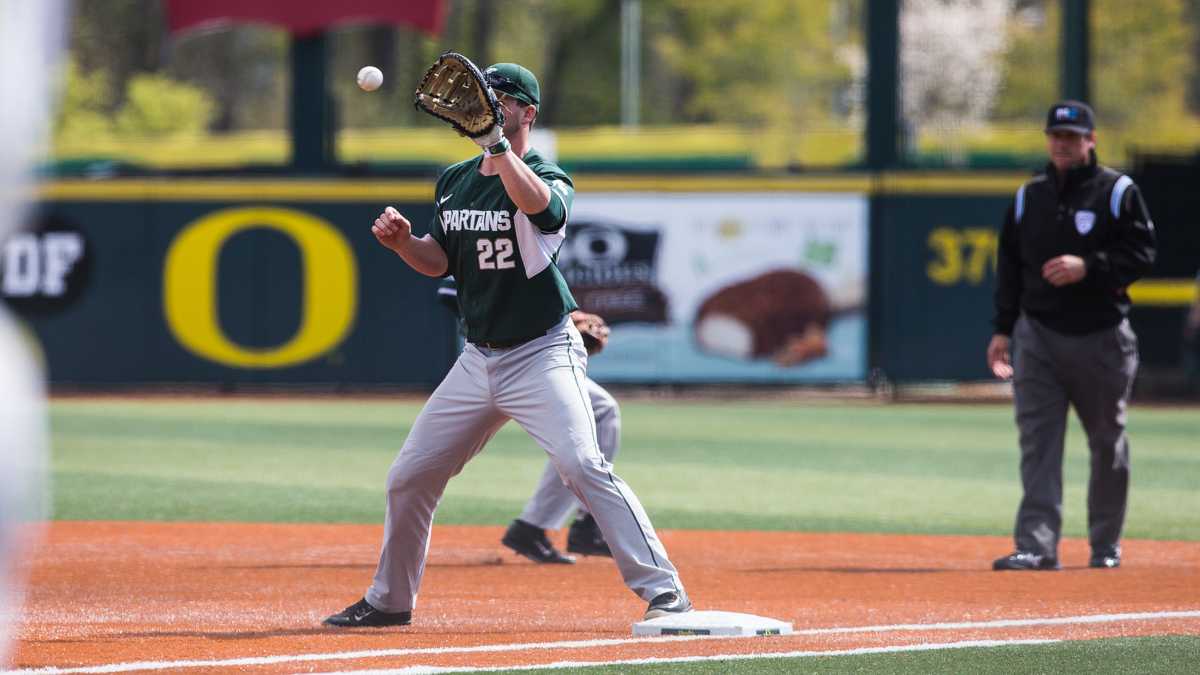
left=1, top=199, right=458, bottom=386
left=564, top=193, right=868, bottom=383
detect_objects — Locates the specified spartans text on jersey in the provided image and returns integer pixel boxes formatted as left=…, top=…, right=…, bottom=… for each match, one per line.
left=441, top=209, right=512, bottom=232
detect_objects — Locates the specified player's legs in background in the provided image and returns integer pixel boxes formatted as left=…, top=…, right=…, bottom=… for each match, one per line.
left=517, top=458, right=579, bottom=531
left=511, top=377, right=619, bottom=559
left=586, top=377, right=622, bottom=466
left=365, top=346, right=509, bottom=614
left=506, top=458, right=579, bottom=563
left=496, top=325, right=683, bottom=603
left=566, top=379, right=619, bottom=557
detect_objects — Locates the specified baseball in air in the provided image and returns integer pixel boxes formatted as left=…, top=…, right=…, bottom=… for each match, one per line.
left=357, top=66, right=383, bottom=92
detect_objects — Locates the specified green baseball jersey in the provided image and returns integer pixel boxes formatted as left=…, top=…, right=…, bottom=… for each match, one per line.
left=429, top=149, right=578, bottom=343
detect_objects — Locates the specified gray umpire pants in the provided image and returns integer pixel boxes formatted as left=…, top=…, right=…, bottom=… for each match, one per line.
left=1011, top=314, right=1138, bottom=559
left=520, top=378, right=620, bottom=529
left=365, top=315, right=682, bottom=613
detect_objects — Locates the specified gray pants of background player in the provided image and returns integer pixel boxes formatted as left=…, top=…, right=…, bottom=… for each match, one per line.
left=1011, top=314, right=1138, bottom=559
left=366, top=315, right=682, bottom=613
left=520, top=378, right=619, bottom=529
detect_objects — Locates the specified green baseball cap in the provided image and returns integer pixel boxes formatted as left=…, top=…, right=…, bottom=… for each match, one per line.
left=484, top=63, right=540, bottom=107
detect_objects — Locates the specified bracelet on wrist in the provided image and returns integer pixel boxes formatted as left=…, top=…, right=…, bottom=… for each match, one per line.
left=484, top=137, right=511, bottom=157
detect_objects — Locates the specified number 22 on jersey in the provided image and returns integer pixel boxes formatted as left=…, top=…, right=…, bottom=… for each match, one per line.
left=477, top=238, right=515, bottom=270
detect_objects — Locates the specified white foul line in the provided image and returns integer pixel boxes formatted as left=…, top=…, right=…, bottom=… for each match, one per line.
left=8, top=609, right=1200, bottom=674
left=792, top=609, right=1200, bottom=635
left=311, top=639, right=1063, bottom=674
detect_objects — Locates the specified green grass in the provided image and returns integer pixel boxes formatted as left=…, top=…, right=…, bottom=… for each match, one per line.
left=455, top=635, right=1200, bottom=674
left=48, top=397, right=1200, bottom=540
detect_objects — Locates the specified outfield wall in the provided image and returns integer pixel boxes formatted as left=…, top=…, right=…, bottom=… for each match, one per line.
left=8, top=185, right=457, bottom=387
left=6, top=174, right=1193, bottom=386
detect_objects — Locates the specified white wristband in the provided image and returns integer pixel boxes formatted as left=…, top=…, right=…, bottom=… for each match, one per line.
left=483, top=137, right=511, bottom=157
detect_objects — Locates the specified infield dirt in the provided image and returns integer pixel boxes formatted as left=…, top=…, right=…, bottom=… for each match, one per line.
left=12, top=522, right=1200, bottom=672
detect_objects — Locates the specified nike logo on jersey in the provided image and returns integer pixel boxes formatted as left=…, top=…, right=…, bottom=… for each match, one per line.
left=438, top=193, right=454, bottom=205
left=442, top=209, right=512, bottom=232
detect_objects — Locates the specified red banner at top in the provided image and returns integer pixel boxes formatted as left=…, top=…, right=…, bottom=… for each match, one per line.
left=166, top=0, right=445, bottom=37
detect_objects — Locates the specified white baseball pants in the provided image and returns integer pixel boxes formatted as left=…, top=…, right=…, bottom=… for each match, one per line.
left=365, top=315, right=682, bottom=613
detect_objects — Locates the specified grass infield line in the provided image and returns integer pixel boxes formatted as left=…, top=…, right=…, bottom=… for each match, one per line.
left=313, top=639, right=1063, bottom=674
left=9, top=610, right=1198, bottom=675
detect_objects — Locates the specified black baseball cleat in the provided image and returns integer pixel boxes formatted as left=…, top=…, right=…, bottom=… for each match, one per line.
left=567, top=514, right=612, bottom=558
left=644, top=591, right=693, bottom=620
left=323, top=597, right=411, bottom=627
left=501, top=519, right=576, bottom=564
left=1089, top=551, right=1121, bottom=569
left=992, top=551, right=1061, bottom=571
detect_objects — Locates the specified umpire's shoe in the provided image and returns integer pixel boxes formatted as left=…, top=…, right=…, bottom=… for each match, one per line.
left=502, top=519, right=576, bottom=564
left=323, top=597, right=411, bottom=627
left=1089, top=547, right=1121, bottom=569
left=567, top=514, right=612, bottom=558
left=992, top=551, right=1061, bottom=571
left=644, top=590, right=693, bottom=620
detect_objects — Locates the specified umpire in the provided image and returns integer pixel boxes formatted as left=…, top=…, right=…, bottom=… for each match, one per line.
left=987, top=100, right=1156, bottom=571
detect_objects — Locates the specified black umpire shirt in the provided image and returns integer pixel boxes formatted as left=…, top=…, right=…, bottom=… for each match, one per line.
left=993, top=151, right=1157, bottom=336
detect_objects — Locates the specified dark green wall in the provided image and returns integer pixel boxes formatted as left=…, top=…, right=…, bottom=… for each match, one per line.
left=12, top=174, right=1191, bottom=387
left=871, top=195, right=1010, bottom=381
left=14, top=199, right=457, bottom=386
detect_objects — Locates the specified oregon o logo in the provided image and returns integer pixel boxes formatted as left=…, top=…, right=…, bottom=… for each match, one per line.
left=163, top=207, right=357, bottom=368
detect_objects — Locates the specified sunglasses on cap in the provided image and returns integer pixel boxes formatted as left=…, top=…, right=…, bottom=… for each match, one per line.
left=485, top=72, right=535, bottom=105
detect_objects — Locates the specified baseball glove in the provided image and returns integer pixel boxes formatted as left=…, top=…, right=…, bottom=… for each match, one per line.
left=572, top=311, right=611, bottom=356
left=413, top=52, right=504, bottom=140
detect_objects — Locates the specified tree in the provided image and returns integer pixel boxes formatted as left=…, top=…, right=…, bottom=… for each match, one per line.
left=1189, top=1, right=1200, bottom=114
left=56, top=60, right=217, bottom=141
left=992, top=0, right=1057, bottom=123
left=113, top=74, right=216, bottom=137
left=68, top=0, right=165, bottom=114
left=165, top=26, right=288, bottom=132
left=994, top=0, right=1196, bottom=131
left=493, top=0, right=622, bottom=127
left=1091, top=0, right=1193, bottom=132
left=899, top=0, right=1015, bottom=135
left=647, top=0, right=852, bottom=128
left=55, top=60, right=113, bottom=140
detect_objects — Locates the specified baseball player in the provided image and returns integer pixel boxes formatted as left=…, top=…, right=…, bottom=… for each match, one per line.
left=438, top=277, right=616, bottom=564
left=325, top=62, right=689, bottom=627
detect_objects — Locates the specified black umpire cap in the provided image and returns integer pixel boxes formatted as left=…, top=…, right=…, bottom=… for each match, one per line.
left=1045, top=100, right=1095, bottom=135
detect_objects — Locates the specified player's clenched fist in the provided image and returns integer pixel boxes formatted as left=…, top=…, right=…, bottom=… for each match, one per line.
left=372, top=206, right=412, bottom=252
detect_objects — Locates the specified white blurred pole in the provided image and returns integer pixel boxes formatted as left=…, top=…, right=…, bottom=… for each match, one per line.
left=0, top=0, right=65, bottom=667
left=620, top=0, right=641, bottom=128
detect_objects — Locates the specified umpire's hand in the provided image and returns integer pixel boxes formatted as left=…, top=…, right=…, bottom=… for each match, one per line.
left=987, top=334, right=1013, bottom=380
left=373, top=206, right=413, bottom=252
left=1042, top=255, right=1087, bottom=286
